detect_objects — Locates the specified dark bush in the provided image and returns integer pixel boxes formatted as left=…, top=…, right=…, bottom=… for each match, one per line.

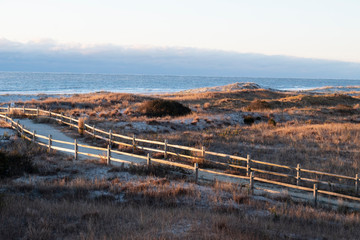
left=138, top=99, right=191, bottom=117
left=247, top=99, right=271, bottom=111
left=243, top=115, right=255, bottom=125
left=0, top=151, right=37, bottom=178
left=268, top=118, right=277, bottom=126
left=334, top=104, right=355, bottom=114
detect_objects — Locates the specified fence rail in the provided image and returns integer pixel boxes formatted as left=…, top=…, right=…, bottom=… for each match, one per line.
left=1, top=107, right=360, bottom=207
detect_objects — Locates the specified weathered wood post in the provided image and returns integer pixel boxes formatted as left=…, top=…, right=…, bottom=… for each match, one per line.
left=16, top=120, right=20, bottom=134
left=249, top=171, right=254, bottom=194
left=201, top=146, right=206, bottom=160
left=194, top=162, right=199, bottom=183
left=107, top=145, right=111, bottom=165
left=32, top=131, right=36, bottom=142
left=92, top=125, right=95, bottom=138
left=21, top=124, right=24, bottom=137
left=4, top=113, right=7, bottom=122
left=60, top=113, right=63, bottom=124
left=7, top=105, right=10, bottom=113
left=164, top=139, right=168, bottom=159
left=36, top=107, right=39, bottom=117
left=69, top=117, right=72, bottom=128
left=246, top=155, right=251, bottom=176
left=48, top=135, right=52, bottom=153
left=108, top=130, right=112, bottom=147
left=147, top=153, right=151, bottom=166
left=23, top=106, right=25, bottom=114
left=132, top=134, right=136, bottom=153
left=296, top=163, right=301, bottom=185
left=74, top=139, right=78, bottom=160
left=313, top=184, right=318, bottom=207
left=49, top=111, right=51, bottom=118
left=355, top=174, right=359, bottom=194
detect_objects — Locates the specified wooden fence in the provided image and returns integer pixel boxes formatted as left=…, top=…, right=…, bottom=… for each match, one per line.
left=1, top=106, right=360, bottom=207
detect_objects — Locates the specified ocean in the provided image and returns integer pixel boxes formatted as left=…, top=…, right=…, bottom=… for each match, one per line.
left=1, top=71, right=360, bottom=95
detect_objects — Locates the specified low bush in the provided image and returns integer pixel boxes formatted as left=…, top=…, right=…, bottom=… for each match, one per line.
left=268, top=118, right=277, bottom=126
left=334, top=104, right=355, bottom=114
left=0, top=151, right=37, bottom=178
left=243, top=115, right=255, bottom=125
left=247, top=99, right=271, bottom=111
left=78, top=118, right=85, bottom=135
left=138, top=99, right=191, bottom=117
left=127, top=164, right=188, bottom=178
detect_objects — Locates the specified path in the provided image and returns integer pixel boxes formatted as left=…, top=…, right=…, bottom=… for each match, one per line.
left=3, top=118, right=360, bottom=209
left=17, top=119, right=146, bottom=165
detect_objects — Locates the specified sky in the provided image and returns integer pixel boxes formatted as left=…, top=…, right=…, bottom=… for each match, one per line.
left=1, top=0, right=360, bottom=77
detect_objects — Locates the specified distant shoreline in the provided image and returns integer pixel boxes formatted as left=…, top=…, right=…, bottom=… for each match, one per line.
left=2, top=83, right=360, bottom=105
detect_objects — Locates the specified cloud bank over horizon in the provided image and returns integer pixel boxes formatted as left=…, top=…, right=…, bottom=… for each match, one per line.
left=1, top=39, right=360, bottom=79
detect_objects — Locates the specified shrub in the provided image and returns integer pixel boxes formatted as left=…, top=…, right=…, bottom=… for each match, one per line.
left=334, top=104, right=355, bottom=114
left=78, top=118, right=85, bottom=135
left=138, top=99, right=191, bottom=117
left=243, top=116, right=255, bottom=125
left=268, top=118, right=277, bottom=126
left=0, top=151, right=37, bottom=178
left=247, top=99, right=271, bottom=111
left=203, top=102, right=211, bottom=109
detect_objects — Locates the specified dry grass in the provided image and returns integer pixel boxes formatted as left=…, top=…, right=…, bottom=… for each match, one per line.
left=7, top=87, right=360, bottom=185
left=78, top=117, right=85, bottom=135
left=1, top=138, right=360, bottom=239
left=0, top=120, right=10, bottom=128
left=2, top=181, right=360, bottom=239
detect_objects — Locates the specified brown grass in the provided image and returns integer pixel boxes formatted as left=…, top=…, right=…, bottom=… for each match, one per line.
left=78, top=117, right=85, bottom=135
left=1, top=138, right=360, bottom=239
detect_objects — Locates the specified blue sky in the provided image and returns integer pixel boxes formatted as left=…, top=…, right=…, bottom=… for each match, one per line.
left=0, top=0, right=360, bottom=77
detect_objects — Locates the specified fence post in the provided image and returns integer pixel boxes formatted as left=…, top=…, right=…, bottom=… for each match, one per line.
left=32, top=130, right=36, bottom=142
left=109, top=130, right=112, bottom=147
left=7, top=105, right=10, bottom=113
left=23, top=106, right=25, bottom=114
left=92, top=125, right=95, bottom=138
left=36, top=107, right=39, bottom=117
left=313, top=184, right=318, bottom=207
left=74, top=139, right=78, bottom=160
left=246, top=155, right=251, bottom=176
left=49, top=111, right=51, bottom=118
left=194, top=162, right=199, bottom=183
left=164, top=139, right=168, bottom=159
left=132, top=134, right=136, bottom=153
left=21, top=125, right=24, bottom=137
left=16, top=120, right=20, bottom=134
left=4, top=113, right=7, bottom=122
left=147, top=153, right=151, bottom=166
left=107, top=145, right=111, bottom=165
left=60, top=113, right=63, bottom=124
left=48, top=135, right=52, bottom=153
left=249, top=171, right=254, bottom=194
left=202, top=146, right=206, bottom=160
left=355, top=174, right=359, bottom=194
left=296, top=163, right=301, bottom=185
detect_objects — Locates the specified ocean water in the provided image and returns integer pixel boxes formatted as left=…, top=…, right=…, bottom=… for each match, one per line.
left=1, top=71, right=360, bottom=95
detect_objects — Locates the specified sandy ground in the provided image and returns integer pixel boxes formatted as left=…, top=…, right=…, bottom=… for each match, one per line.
left=16, top=119, right=146, bottom=165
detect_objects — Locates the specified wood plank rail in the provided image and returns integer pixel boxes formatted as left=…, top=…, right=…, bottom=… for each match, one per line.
left=1, top=108, right=360, bottom=207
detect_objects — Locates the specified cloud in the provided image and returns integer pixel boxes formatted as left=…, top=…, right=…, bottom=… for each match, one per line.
left=0, top=39, right=360, bottom=79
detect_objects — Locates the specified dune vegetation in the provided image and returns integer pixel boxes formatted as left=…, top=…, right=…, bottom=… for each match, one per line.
left=2, top=85, right=360, bottom=239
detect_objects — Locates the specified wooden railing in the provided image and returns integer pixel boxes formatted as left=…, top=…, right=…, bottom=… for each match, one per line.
left=1, top=106, right=360, bottom=207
